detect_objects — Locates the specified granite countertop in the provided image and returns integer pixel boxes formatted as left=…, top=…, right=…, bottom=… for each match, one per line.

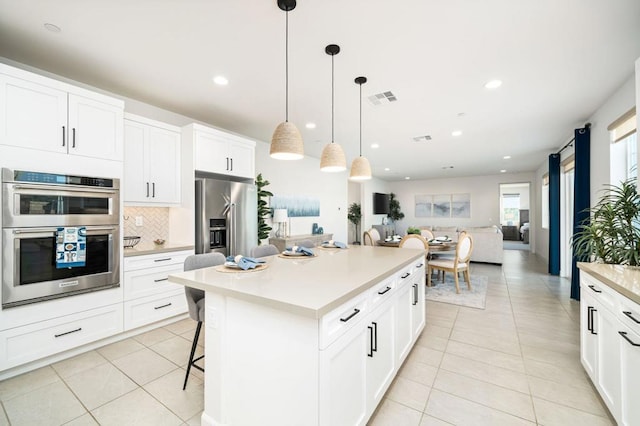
left=578, top=262, right=640, bottom=305
left=168, top=245, right=424, bottom=319
left=123, top=241, right=194, bottom=257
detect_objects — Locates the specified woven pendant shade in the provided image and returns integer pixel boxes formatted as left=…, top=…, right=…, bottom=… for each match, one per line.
left=349, top=156, right=372, bottom=180
left=271, top=121, right=304, bottom=160
left=320, top=142, right=346, bottom=172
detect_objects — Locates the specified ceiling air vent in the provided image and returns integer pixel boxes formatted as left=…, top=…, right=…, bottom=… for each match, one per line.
left=368, top=91, right=397, bottom=106
left=413, top=135, right=432, bottom=142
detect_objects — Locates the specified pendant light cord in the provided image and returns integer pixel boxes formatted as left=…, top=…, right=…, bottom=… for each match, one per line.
left=331, top=53, right=335, bottom=143
left=285, top=9, right=289, bottom=122
left=359, top=82, right=362, bottom=157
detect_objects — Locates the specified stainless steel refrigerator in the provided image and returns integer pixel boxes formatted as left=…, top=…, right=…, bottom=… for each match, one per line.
left=194, top=172, right=257, bottom=257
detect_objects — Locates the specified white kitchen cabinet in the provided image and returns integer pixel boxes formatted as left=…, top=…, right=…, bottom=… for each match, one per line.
left=365, top=301, right=395, bottom=412
left=187, top=123, right=255, bottom=179
left=618, top=321, right=640, bottom=426
left=0, top=66, right=123, bottom=161
left=411, top=262, right=426, bottom=339
left=123, top=250, right=191, bottom=330
left=580, top=287, right=598, bottom=379
left=124, top=115, right=181, bottom=205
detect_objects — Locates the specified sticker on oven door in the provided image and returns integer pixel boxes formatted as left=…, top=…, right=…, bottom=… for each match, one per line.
left=55, top=227, right=86, bottom=268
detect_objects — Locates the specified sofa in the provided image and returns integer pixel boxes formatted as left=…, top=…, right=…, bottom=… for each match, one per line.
left=418, top=225, right=503, bottom=264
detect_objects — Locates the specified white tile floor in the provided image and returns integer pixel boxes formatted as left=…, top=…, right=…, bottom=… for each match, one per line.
left=0, top=250, right=614, bottom=425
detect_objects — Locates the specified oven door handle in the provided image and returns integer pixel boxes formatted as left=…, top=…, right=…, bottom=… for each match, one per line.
left=11, top=183, right=117, bottom=195
left=12, top=226, right=117, bottom=234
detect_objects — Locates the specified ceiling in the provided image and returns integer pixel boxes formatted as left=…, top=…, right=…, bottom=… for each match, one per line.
left=1, top=0, right=639, bottom=181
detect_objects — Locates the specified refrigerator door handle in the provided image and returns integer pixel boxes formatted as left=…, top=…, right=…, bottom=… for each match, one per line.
left=229, top=203, right=236, bottom=255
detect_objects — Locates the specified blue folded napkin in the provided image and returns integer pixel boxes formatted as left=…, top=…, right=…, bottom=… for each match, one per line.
left=285, top=246, right=315, bottom=256
left=323, top=240, right=347, bottom=249
left=226, top=255, right=266, bottom=270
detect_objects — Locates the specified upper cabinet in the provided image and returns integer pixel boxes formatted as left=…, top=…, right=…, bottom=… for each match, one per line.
left=185, top=123, right=255, bottom=179
left=0, top=64, right=123, bottom=161
left=124, top=114, right=181, bottom=205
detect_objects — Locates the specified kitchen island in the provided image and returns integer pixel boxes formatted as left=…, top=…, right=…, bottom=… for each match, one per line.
left=169, top=245, right=426, bottom=426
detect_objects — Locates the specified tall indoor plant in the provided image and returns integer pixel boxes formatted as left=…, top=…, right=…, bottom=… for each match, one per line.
left=573, top=177, right=640, bottom=266
left=348, top=203, right=362, bottom=244
left=255, top=173, right=273, bottom=244
left=388, top=193, right=404, bottom=223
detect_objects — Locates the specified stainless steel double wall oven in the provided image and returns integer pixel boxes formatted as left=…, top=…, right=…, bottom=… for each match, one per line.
left=1, top=168, right=120, bottom=308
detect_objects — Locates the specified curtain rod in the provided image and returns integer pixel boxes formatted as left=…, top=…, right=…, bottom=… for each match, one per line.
left=556, top=122, right=591, bottom=155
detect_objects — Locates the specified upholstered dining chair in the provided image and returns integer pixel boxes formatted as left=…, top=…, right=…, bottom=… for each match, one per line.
left=398, top=234, right=429, bottom=251
left=182, top=252, right=226, bottom=390
left=427, top=232, right=473, bottom=293
left=363, top=228, right=381, bottom=246
left=420, top=228, right=434, bottom=241
left=251, top=244, right=279, bottom=258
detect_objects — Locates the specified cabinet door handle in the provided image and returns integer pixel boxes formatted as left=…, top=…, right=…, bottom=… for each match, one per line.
left=372, top=321, right=378, bottom=352
left=587, top=306, right=593, bottom=332
left=619, top=331, right=640, bottom=347
left=152, top=182, right=155, bottom=198
left=591, top=308, right=598, bottom=335
left=154, top=303, right=172, bottom=310
left=72, top=128, right=76, bottom=148
left=412, top=284, right=418, bottom=305
left=62, top=126, right=66, bottom=146
left=623, top=311, right=640, bottom=324
left=367, top=325, right=374, bottom=357
left=154, top=278, right=168, bottom=283
left=377, top=286, right=392, bottom=295
left=226, top=157, right=229, bottom=171
left=55, top=327, right=82, bottom=338
left=230, top=158, right=233, bottom=171
left=588, top=285, right=602, bottom=293
left=146, top=182, right=150, bottom=197
left=154, top=258, right=172, bottom=262
left=339, top=308, right=360, bottom=322
left=401, top=272, right=410, bottom=279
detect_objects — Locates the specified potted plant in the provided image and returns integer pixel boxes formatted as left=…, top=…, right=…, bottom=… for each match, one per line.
left=255, top=173, right=273, bottom=244
left=388, top=193, right=404, bottom=223
left=348, top=203, right=362, bottom=245
left=573, top=177, right=640, bottom=266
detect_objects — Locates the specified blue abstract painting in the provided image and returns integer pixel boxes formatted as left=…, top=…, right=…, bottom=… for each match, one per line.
left=271, top=194, right=320, bottom=217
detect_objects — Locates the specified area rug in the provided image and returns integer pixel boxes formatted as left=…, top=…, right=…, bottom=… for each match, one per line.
left=425, top=274, right=488, bottom=309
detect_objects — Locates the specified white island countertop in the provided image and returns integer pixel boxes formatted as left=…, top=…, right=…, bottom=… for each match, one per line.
left=168, top=245, right=424, bottom=319
left=578, top=262, right=640, bottom=305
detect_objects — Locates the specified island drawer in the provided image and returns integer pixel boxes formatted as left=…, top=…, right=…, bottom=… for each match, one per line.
left=123, top=289, right=187, bottom=331
left=582, top=272, right=618, bottom=313
left=320, top=291, right=369, bottom=349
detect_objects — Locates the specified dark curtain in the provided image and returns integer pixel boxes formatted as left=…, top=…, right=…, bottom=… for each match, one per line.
left=571, top=127, right=591, bottom=300
left=548, top=153, right=561, bottom=275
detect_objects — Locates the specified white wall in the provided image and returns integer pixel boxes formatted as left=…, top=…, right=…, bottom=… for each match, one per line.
left=388, top=172, right=535, bottom=245
left=357, top=178, right=391, bottom=235
left=254, top=142, right=348, bottom=243
left=533, top=73, right=637, bottom=263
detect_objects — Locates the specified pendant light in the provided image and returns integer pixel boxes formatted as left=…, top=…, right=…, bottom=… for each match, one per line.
left=320, top=44, right=346, bottom=172
left=270, top=0, right=304, bottom=160
left=350, top=76, right=372, bottom=180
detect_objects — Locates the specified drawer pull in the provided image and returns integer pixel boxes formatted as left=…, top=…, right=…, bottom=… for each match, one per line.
left=416, top=263, right=424, bottom=268
left=623, top=311, right=640, bottom=324
left=588, top=285, right=602, bottom=293
left=154, top=278, right=169, bottom=283
left=154, top=303, right=172, bottom=310
left=154, top=258, right=172, bottom=262
left=55, top=327, right=82, bottom=338
left=377, top=286, right=392, bottom=295
left=400, top=272, right=410, bottom=279
left=340, top=308, right=360, bottom=322
left=619, top=331, right=640, bottom=347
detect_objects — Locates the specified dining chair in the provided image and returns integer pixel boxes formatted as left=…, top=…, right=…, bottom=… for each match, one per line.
left=398, top=234, right=429, bottom=251
left=182, top=252, right=226, bottom=390
left=363, top=228, right=381, bottom=246
left=420, top=228, right=434, bottom=241
left=251, top=244, right=279, bottom=257
left=296, top=239, right=315, bottom=248
left=427, top=231, right=474, bottom=293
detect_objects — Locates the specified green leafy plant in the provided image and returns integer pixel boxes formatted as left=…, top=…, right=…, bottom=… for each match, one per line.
left=348, top=203, right=362, bottom=244
left=255, top=173, right=273, bottom=244
left=388, top=193, right=404, bottom=222
left=572, top=178, right=640, bottom=266
left=406, top=226, right=420, bottom=235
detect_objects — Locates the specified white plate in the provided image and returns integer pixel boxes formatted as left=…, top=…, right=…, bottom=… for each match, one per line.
left=224, top=262, right=242, bottom=269
left=283, top=251, right=306, bottom=256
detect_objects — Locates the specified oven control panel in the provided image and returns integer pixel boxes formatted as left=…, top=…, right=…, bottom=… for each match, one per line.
left=9, top=170, right=115, bottom=188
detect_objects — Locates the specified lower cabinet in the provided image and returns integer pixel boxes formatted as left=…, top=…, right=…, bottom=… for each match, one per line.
left=365, top=302, right=395, bottom=409
left=123, top=250, right=191, bottom=330
left=619, top=322, right=640, bottom=425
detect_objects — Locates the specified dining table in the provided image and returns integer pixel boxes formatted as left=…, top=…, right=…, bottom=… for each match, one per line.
left=377, top=239, right=457, bottom=252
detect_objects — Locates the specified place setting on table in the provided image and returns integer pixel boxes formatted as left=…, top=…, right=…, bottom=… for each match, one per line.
left=215, top=254, right=268, bottom=273
left=278, top=245, right=317, bottom=258
left=317, top=239, right=348, bottom=250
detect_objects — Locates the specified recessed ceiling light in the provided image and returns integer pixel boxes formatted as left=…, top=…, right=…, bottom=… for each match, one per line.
left=405, top=177, right=410, bottom=180
left=44, top=23, right=61, bottom=33
left=384, top=168, right=390, bottom=171
left=305, top=122, right=316, bottom=129
left=500, top=169, right=507, bottom=173
left=451, top=130, right=462, bottom=137
left=503, top=155, right=511, bottom=160
left=485, top=79, right=502, bottom=89
left=371, top=143, right=379, bottom=149
left=213, top=76, right=228, bottom=85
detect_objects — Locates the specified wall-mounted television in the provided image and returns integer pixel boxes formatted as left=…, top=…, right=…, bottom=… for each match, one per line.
left=373, top=192, right=390, bottom=214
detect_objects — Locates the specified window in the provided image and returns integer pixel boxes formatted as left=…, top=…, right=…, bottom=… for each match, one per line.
left=609, top=108, right=637, bottom=184
left=541, top=174, right=549, bottom=229
left=501, top=193, right=520, bottom=225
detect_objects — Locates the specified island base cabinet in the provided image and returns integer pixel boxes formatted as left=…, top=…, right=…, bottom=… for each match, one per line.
left=580, top=288, right=597, bottom=378
left=596, top=306, right=621, bottom=417
left=365, top=303, right=395, bottom=410
left=619, top=324, right=640, bottom=425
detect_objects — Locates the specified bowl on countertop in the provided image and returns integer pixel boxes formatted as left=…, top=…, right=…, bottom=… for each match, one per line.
left=153, top=239, right=166, bottom=245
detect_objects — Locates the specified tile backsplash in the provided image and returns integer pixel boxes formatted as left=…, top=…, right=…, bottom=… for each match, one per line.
left=123, top=207, right=169, bottom=244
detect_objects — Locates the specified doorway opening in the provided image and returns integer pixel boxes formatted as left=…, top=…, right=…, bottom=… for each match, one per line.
left=499, top=183, right=531, bottom=251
